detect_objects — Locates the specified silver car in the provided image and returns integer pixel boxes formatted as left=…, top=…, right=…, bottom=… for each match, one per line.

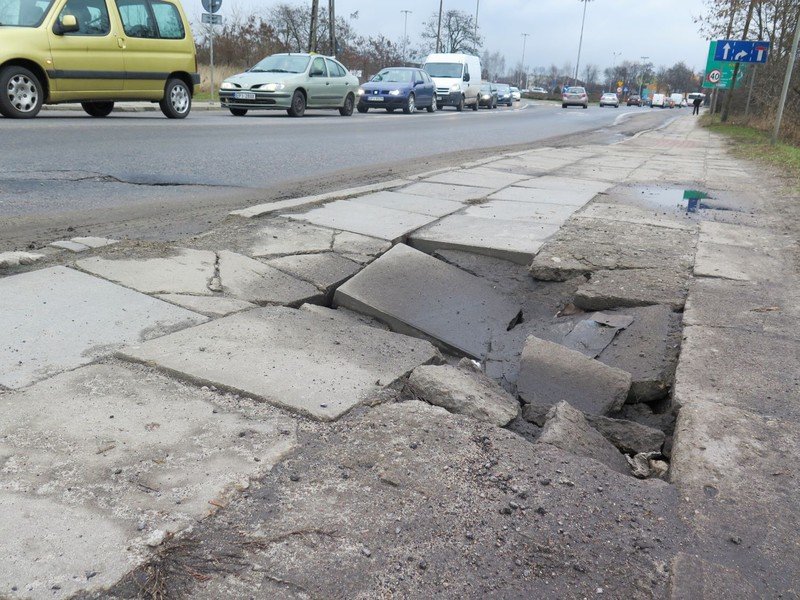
left=600, top=93, right=619, bottom=108
left=562, top=86, right=588, bottom=109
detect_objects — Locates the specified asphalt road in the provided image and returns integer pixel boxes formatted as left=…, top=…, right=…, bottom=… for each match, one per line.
left=0, top=101, right=678, bottom=247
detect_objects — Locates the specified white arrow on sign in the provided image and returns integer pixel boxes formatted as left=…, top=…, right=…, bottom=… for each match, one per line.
left=722, top=43, right=731, bottom=59
left=734, top=50, right=748, bottom=61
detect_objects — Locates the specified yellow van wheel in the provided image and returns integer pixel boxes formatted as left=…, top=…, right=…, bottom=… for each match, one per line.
left=82, top=102, right=114, bottom=117
left=0, top=66, right=43, bottom=119
left=160, top=78, right=191, bottom=119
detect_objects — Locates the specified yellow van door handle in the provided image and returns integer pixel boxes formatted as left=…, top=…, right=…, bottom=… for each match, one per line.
left=117, top=37, right=125, bottom=48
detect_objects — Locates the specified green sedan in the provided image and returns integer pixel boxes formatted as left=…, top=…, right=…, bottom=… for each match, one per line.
left=219, top=53, right=360, bottom=117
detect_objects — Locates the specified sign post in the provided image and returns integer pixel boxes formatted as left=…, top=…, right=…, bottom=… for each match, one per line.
left=201, top=0, right=223, bottom=103
left=772, top=11, right=800, bottom=144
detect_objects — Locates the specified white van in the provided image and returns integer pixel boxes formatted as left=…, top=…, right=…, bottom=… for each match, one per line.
left=651, top=93, right=667, bottom=108
left=423, top=53, right=482, bottom=112
left=670, top=93, right=685, bottom=108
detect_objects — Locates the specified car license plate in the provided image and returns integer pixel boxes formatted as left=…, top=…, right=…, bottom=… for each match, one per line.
left=368, top=96, right=384, bottom=102
left=234, top=92, right=256, bottom=100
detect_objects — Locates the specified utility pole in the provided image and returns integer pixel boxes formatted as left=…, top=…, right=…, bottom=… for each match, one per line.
left=574, top=0, right=589, bottom=83
left=722, top=0, right=755, bottom=122
left=639, top=55, right=649, bottom=96
left=309, top=0, right=319, bottom=52
left=771, top=9, right=800, bottom=144
left=328, top=0, right=336, bottom=56
left=401, top=10, right=412, bottom=65
left=611, top=50, right=621, bottom=89
left=474, top=0, right=479, bottom=37
left=436, top=0, right=443, bottom=53
left=521, top=33, right=530, bottom=89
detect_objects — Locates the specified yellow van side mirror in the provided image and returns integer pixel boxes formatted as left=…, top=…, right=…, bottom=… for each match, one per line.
left=55, top=14, right=79, bottom=35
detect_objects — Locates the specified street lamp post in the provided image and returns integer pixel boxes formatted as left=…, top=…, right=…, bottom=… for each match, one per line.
left=436, top=0, right=443, bottom=53
left=521, top=33, right=530, bottom=89
left=574, top=0, right=589, bottom=84
left=639, top=55, right=649, bottom=97
left=401, top=10, right=412, bottom=65
left=475, top=0, right=479, bottom=37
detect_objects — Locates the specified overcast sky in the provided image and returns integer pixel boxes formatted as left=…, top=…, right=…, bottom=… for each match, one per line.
left=193, top=0, right=712, bottom=73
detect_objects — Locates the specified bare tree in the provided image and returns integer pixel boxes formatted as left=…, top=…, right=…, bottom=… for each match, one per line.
left=481, top=50, right=506, bottom=80
left=421, top=10, right=482, bottom=55
left=582, top=63, right=599, bottom=86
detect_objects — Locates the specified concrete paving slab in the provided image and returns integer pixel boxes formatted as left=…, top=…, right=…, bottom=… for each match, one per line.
left=0, top=251, right=44, bottom=269
left=515, top=176, right=612, bottom=196
left=120, top=306, right=440, bottom=421
left=334, top=244, right=521, bottom=359
left=561, top=315, right=629, bottom=358
left=77, top=248, right=217, bottom=296
left=266, top=252, right=361, bottom=294
left=245, top=220, right=337, bottom=258
left=350, top=190, right=464, bottom=217
left=287, top=200, right=438, bottom=242
left=409, top=214, right=558, bottom=265
left=693, top=242, right=784, bottom=282
left=0, top=363, right=296, bottom=599
left=424, top=168, right=528, bottom=189
left=217, top=250, right=320, bottom=306
left=574, top=267, right=691, bottom=311
left=400, top=181, right=489, bottom=202
left=464, top=200, right=578, bottom=224
left=0, top=267, right=206, bottom=390
left=489, top=186, right=597, bottom=207
left=71, top=236, right=119, bottom=248
left=156, top=294, right=257, bottom=317
left=332, top=231, right=392, bottom=264
left=50, top=240, right=90, bottom=252
left=578, top=203, right=694, bottom=231
left=298, top=303, right=390, bottom=331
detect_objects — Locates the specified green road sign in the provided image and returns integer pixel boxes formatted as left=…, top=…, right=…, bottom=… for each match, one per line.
left=703, top=41, right=747, bottom=89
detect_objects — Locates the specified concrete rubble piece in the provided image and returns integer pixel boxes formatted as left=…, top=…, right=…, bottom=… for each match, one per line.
left=407, top=359, right=520, bottom=426
left=0, top=266, right=206, bottom=390
left=538, top=402, right=631, bottom=475
left=0, top=363, right=297, bottom=599
left=334, top=244, right=522, bottom=359
left=517, top=336, right=631, bottom=415
left=119, top=306, right=441, bottom=421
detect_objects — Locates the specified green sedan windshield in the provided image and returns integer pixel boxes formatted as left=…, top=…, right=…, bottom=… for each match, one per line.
left=0, top=0, right=54, bottom=27
left=250, top=55, right=310, bottom=74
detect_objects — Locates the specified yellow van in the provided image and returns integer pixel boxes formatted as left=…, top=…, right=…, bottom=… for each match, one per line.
left=0, top=0, right=199, bottom=119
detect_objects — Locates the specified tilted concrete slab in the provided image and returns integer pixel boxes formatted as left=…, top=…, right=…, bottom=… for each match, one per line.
left=77, top=248, right=217, bottom=296
left=400, top=181, right=489, bottom=202
left=120, top=306, right=440, bottom=421
left=266, top=252, right=361, bottom=294
left=332, top=231, right=393, bottom=264
left=0, top=267, right=206, bottom=390
left=409, top=214, right=558, bottom=265
left=489, top=186, right=597, bottom=207
left=573, top=267, right=691, bottom=311
left=464, top=199, right=578, bottom=225
left=0, top=363, right=296, bottom=599
left=217, top=250, right=321, bottom=305
left=50, top=240, right=90, bottom=252
left=423, top=167, right=528, bottom=190
left=156, top=294, right=257, bottom=317
left=333, top=244, right=521, bottom=359
left=578, top=203, right=695, bottom=231
left=350, top=190, right=464, bottom=217
left=71, top=236, right=119, bottom=249
left=287, top=200, right=438, bottom=242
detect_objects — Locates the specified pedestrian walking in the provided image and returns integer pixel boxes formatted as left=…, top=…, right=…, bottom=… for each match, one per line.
left=692, top=96, right=702, bottom=115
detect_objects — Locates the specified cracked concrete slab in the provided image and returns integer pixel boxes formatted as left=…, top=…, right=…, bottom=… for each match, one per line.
left=350, top=190, right=464, bottom=217
left=577, top=203, right=695, bottom=231
left=0, top=363, right=296, bottom=599
left=464, top=200, right=578, bottom=224
left=217, top=250, right=320, bottom=306
left=334, top=244, right=521, bottom=359
left=244, top=220, right=339, bottom=258
left=332, top=230, right=393, bottom=264
left=287, top=200, right=438, bottom=243
left=120, top=306, right=440, bottom=421
left=410, top=214, right=558, bottom=265
left=77, top=248, right=217, bottom=296
left=0, top=267, right=206, bottom=390
left=514, top=176, right=612, bottom=196
left=400, top=181, right=489, bottom=202
left=266, top=252, right=361, bottom=295
left=0, top=251, right=44, bottom=269
left=156, top=294, right=256, bottom=317
left=574, top=267, right=691, bottom=310
left=530, top=218, right=696, bottom=281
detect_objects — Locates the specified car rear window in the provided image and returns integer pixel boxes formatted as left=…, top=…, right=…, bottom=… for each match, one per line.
left=116, top=0, right=156, bottom=38
left=567, top=87, right=586, bottom=94
left=150, top=0, right=183, bottom=39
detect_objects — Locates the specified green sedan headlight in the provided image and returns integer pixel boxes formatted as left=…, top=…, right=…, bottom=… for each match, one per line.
left=262, top=83, right=286, bottom=92
left=357, top=88, right=365, bottom=96
left=220, top=81, right=236, bottom=90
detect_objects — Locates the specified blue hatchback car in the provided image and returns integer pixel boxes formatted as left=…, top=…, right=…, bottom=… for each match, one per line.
left=357, top=67, right=437, bottom=114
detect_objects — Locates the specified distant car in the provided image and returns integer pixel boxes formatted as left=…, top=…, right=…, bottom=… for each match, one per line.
left=670, top=93, right=685, bottom=108
left=220, top=53, right=359, bottom=117
left=530, top=86, right=548, bottom=95
left=478, top=83, right=498, bottom=108
left=562, top=86, right=588, bottom=109
left=510, top=87, right=521, bottom=101
left=357, top=67, right=436, bottom=114
left=651, top=93, right=667, bottom=108
left=495, top=83, right=513, bottom=106
left=627, top=94, right=642, bottom=106
left=600, top=92, right=619, bottom=108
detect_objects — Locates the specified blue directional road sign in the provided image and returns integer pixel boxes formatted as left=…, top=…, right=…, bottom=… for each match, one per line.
left=714, top=40, right=771, bottom=64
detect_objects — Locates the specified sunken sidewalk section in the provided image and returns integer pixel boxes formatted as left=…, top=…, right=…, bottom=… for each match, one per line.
left=1, top=115, right=789, bottom=598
